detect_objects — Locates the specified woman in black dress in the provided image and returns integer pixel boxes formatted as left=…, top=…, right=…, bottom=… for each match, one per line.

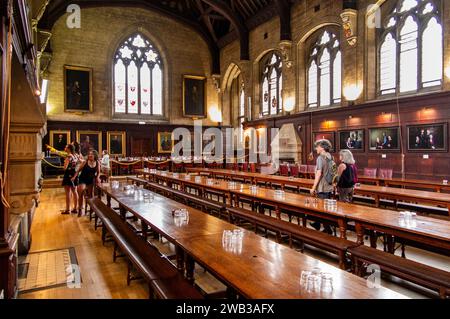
left=61, top=144, right=79, bottom=214
left=73, top=150, right=100, bottom=216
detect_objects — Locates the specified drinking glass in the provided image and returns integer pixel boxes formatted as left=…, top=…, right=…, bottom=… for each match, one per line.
left=300, top=271, right=311, bottom=287
left=306, top=275, right=320, bottom=292
left=321, top=273, right=333, bottom=293
left=443, top=180, right=448, bottom=185
left=222, top=230, right=233, bottom=248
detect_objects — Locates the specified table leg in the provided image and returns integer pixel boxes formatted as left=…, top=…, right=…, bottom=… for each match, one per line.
left=275, top=205, right=281, bottom=220
left=175, top=246, right=185, bottom=273
left=141, top=221, right=148, bottom=241
left=185, top=254, right=195, bottom=284
left=355, top=223, right=365, bottom=246
left=337, top=219, right=347, bottom=239
left=369, top=230, right=377, bottom=248
left=106, top=195, right=111, bottom=207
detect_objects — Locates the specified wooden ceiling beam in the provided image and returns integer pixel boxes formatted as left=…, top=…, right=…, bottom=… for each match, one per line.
left=275, top=0, right=291, bottom=41
left=200, top=0, right=249, bottom=60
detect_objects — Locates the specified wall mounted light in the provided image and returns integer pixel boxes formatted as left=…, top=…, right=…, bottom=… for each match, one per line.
left=343, top=84, right=362, bottom=103
left=208, top=106, right=223, bottom=123
left=284, top=97, right=295, bottom=113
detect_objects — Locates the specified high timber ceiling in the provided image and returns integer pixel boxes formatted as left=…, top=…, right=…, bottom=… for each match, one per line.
left=34, top=0, right=357, bottom=73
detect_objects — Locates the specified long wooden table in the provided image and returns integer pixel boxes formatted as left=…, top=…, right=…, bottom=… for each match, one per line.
left=136, top=170, right=450, bottom=256
left=184, top=168, right=450, bottom=216
left=99, top=183, right=406, bottom=299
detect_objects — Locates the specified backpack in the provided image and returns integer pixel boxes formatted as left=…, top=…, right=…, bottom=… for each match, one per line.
left=324, top=155, right=339, bottom=185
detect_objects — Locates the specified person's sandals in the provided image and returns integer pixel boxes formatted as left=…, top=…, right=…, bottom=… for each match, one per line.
left=71, top=209, right=78, bottom=214
left=61, top=210, right=70, bottom=215
left=77, top=209, right=82, bottom=217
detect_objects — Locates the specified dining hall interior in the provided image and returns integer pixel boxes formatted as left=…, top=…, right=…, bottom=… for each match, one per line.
left=0, top=0, right=449, bottom=301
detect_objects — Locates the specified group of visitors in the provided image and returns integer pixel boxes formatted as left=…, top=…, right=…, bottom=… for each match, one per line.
left=310, top=139, right=358, bottom=234
left=61, top=142, right=110, bottom=216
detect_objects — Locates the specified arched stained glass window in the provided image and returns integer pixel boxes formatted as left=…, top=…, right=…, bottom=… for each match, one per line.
left=378, top=0, right=442, bottom=95
left=113, top=33, right=163, bottom=115
left=260, top=52, right=283, bottom=116
left=307, top=30, right=341, bottom=108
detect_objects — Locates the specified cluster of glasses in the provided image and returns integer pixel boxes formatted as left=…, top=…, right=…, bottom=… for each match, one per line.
left=161, top=171, right=168, bottom=176
left=250, top=185, right=259, bottom=194
left=143, top=192, right=155, bottom=203
left=324, top=199, right=338, bottom=211
left=399, top=211, right=417, bottom=228
left=173, top=208, right=189, bottom=227
left=300, top=268, right=334, bottom=293
left=304, top=197, right=319, bottom=205
left=194, top=176, right=203, bottom=183
left=149, top=169, right=157, bottom=174
left=227, top=181, right=238, bottom=189
left=184, top=174, right=191, bottom=180
left=206, top=178, right=214, bottom=186
left=143, top=167, right=150, bottom=172
left=354, top=183, right=362, bottom=188
left=111, top=181, right=120, bottom=189
left=222, top=229, right=244, bottom=254
left=274, top=189, right=285, bottom=199
left=443, top=180, right=448, bottom=185
left=124, top=184, right=136, bottom=196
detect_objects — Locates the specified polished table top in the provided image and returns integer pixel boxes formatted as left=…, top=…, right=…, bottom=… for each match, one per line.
left=137, top=171, right=450, bottom=244
left=181, top=168, right=450, bottom=207
left=100, top=183, right=406, bottom=299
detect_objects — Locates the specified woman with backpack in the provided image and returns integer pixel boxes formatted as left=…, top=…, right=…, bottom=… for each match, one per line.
left=337, top=149, right=358, bottom=203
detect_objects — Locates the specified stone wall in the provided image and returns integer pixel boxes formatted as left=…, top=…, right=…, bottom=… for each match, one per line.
left=46, top=6, right=221, bottom=126
left=220, top=0, right=450, bottom=121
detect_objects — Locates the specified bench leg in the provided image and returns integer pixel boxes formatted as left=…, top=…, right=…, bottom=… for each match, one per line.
left=338, top=251, right=346, bottom=270
left=185, top=255, right=195, bottom=284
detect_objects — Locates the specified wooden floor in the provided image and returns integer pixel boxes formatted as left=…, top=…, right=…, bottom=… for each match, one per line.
left=20, top=187, right=450, bottom=299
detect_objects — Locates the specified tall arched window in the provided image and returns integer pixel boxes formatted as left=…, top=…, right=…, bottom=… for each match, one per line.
left=113, top=33, right=163, bottom=115
left=307, top=30, right=341, bottom=108
left=261, top=52, right=283, bottom=116
left=378, top=0, right=442, bottom=95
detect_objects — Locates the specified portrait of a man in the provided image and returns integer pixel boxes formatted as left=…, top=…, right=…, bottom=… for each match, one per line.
left=183, top=75, right=206, bottom=118
left=77, top=131, right=102, bottom=156
left=64, top=65, right=93, bottom=112
left=49, top=130, right=71, bottom=153
left=158, top=132, right=173, bottom=154
left=107, top=132, right=126, bottom=156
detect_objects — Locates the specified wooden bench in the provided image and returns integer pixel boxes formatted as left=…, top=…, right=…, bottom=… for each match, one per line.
left=348, top=245, right=450, bottom=299
left=227, top=206, right=359, bottom=270
left=87, top=198, right=203, bottom=299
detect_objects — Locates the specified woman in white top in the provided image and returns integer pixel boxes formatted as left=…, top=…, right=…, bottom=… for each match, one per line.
left=101, top=150, right=110, bottom=181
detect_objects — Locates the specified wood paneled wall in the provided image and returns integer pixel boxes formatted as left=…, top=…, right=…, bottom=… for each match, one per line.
left=245, top=91, right=450, bottom=180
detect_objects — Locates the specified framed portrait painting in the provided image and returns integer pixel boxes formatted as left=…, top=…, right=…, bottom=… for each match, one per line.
left=313, top=132, right=336, bottom=152
left=64, top=65, right=93, bottom=113
left=339, top=130, right=364, bottom=152
left=369, top=127, right=400, bottom=151
left=77, top=131, right=102, bottom=156
left=49, top=130, right=71, bottom=152
left=407, top=123, right=447, bottom=152
left=158, top=132, right=174, bottom=154
left=107, top=132, right=126, bottom=156
left=183, top=75, right=206, bottom=118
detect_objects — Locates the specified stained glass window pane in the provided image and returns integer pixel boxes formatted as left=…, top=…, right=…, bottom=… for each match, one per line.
left=239, top=88, right=245, bottom=117
left=399, top=16, right=418, bottom=92
left=270, top=69, right=278, bottom=115
left=333, top=51, right=341, bottom=103
left=152, top=64, right=163, bottom=115
left=422, top=17, right=442, bottom=87
left=113, top=33, right=162, bottom=116
left=140, top=63, right=151, bottom=114
left=319, top=49, right=331, bottom=107
left=262, top=77, right=269, bottom=114
left=380, top=33, right=397, bottom=94
left=308, top=61, right=318, bottom=107
left=400, top=0, right=418, bottom=13
left=114, top=59, right=126, bottom=113
left=127, top=61, right=138, bottom=114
